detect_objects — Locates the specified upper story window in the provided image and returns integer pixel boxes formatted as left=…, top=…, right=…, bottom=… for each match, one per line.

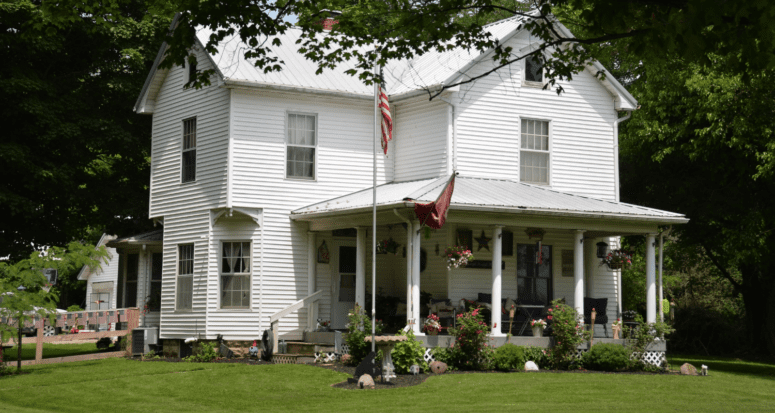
left=525, top=55, right=543, bottom=83
left=176, top=244, right=194, bottom=311
left=221, top=242, right=251, bottom=309
left=184, top=57, right=198, bottom=88
left=286, top=113, right=316, bottom=179
left=520, top=119, right=550, bottom=185
left=182, top=118, right=196, bottom=183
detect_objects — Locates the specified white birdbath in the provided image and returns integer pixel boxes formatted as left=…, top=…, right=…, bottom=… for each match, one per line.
left=364, top=335, right=407, bottom=382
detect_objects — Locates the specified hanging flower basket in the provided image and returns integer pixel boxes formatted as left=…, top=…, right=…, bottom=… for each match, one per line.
left=444, top=245, right=474, bottom=269
left=601, top=249, right=632, bottom=270
left=525, top=227, right=546, bottom=240
left=376, top=238, right=400, bottom=255
left=423, top=313, right=442, bottom=334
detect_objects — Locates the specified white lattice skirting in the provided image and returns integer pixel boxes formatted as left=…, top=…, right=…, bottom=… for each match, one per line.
left=576, top=348, right=666, bottom=367
left=424, top=348, right=435, bottom=363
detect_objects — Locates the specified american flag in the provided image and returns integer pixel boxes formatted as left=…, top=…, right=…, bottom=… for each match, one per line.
left=379, top=84, right=392, bottom=154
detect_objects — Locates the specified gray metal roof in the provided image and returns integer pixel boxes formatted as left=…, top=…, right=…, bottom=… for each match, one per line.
left=107, top=229, right=164, bottom=247
left=292, top=176, right=687, bottom=223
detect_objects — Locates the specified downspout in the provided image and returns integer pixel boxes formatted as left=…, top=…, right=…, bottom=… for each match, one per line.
left=614, top=111, right=632, bottom=202
left=393, top=209, right=413, bottom=325
left=439, top=96, right=457, bottom=173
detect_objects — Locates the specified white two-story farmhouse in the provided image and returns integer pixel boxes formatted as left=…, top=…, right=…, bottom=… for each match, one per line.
left=110, top=15, right=687, bottom=348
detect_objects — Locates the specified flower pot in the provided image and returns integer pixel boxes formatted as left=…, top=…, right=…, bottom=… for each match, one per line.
left=607, top=262, right=622, bottom=270
left=532, top=326, right=543, bottom=337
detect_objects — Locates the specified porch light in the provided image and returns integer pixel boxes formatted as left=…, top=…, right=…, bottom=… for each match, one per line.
left=596, top=242, right=609, bottom=259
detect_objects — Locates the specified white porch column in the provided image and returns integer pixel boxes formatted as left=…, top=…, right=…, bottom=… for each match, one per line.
left=574, top=230, right=586, bottom=319
left=491, top=225, right=504, bottom=336
left=405, top=223, right=414, bottom=328
left=658, top=233, right=665, bottom=322
left=356, top=227, right=366, bottom=310
left=307, top=231, right=317, bottom=331
left=412, top=221, right=423, bottom=335
left=646, top=233, right=657, bottom=323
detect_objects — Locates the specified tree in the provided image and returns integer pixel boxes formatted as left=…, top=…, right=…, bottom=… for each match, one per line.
left=161, top=0, right=775, bottom=97
left=0, top=242, right=108, bottom=371
left=619, top=55, right=775, bottom=355
left=0, top=1, right=172, bottom=260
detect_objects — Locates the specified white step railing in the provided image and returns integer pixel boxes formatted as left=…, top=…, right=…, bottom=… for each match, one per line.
left=269, top=290, right=323, bottom=352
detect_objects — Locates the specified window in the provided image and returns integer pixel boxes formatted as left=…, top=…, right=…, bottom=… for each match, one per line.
left=149, top=253, right=162, bottom=311
left=125, top=254, right=138, bottom=308
left=177, top=244, right=194, bottom=311
left=182, top=118, right=196, bottom=183
left=517, top=244, right=553, bottom=305
left=286, top=113, right=316, bottom=179
left=525, top=55, right=543, bottom=83
left=221, top=242, right=251, bottom=309
left=187, top=59, right=197, bottom=86
left=520, top=119, right=550, bottom=184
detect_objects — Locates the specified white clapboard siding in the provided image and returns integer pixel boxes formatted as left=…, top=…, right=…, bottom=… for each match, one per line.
left=159, top=211, right=210, bottom=339
left=393, top=96, right=449, bottom=181
left=229, top=88, right=393, bottom=210
left=205, top=214, right=263, bottom=340
left=454, top=31, right=617, bottom=201
left=85, top=245, right=119, bottom=312
left=149, top=46, right=230, bottom=219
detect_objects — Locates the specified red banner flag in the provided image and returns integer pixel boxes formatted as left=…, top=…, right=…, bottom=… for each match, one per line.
left=414, top=174, right=456, bottom=229
left=379, top=85, right=392, bottom=154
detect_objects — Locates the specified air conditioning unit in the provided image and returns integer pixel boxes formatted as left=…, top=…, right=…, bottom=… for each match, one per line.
left=131, top=327, right=159, bottom=356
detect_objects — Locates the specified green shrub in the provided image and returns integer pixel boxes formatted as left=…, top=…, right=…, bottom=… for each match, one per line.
left=66, top=305, right=83, bottom=312
left=492, top=344, right=525, bottom=372
left=582, top=343, right=630, bottom=371
left=522, top=345, right=549, bottom=369
left=447, top=308, right=492, bottom=370
left=391, top=330, right=428, bottom=374
left=344, top=304, right=384, bottom=365
left=545, top=299, right=590, bottom=369
left=183, top=341, right=219, bottom=362
left=430, top=346, right=454, bottom=369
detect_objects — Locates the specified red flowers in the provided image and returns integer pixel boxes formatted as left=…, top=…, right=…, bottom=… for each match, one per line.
left=547, top=315, right=553, bottom=320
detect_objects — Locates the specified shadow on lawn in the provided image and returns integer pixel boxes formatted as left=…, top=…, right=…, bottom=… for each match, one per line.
left=670, top=355, right=775, bottom=380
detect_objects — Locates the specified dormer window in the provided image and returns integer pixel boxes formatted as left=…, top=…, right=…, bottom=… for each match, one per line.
left=520, top=119, right=550, bottom=185
left=525, top=55, right=543, bottom=83
left=286, top=113, right=317, bottom=179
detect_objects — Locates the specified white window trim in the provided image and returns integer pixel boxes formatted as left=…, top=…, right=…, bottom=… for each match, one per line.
left=176, top=244, right=194, bottom=312
left=285, top=111, right=318, bottom=181
left=521, top=47, right=548, bottom=89
left=218, top=240, right=253, bottom=310
left=518, top=117, right=552, bottom=186
left=181, top=117, right=197, bottom=184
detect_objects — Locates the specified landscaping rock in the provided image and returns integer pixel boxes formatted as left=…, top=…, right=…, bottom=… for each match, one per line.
left=429, top=361, right=448, bottom=374
left=525, top=361, right=539, bottom=371
left=680, top=363, right=698, bottom=376
left=357, top=374, right=375, bottom=389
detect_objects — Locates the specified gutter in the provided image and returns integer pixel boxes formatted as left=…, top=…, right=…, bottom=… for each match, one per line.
left=222, top=79, right=373, bottom=101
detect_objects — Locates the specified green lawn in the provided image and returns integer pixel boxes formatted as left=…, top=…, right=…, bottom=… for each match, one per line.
left=2, top=343, right=106, bottom=361
left=1, top=356, right=773, bottom=412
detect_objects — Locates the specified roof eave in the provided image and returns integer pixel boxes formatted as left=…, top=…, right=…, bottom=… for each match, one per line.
left=222, top=79, right=372, bottom=101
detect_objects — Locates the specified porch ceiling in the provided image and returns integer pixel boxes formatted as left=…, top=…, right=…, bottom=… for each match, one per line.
left=291, top=176, right=688, bottom=232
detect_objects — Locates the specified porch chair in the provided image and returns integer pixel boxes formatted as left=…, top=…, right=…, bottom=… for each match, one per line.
left=583, top=297, right=609, bottom=337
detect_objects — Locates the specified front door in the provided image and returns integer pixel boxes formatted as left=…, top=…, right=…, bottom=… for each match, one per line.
left=517, top=243, right=553, bottom=306
left=331, top=245, right=357, bottom=330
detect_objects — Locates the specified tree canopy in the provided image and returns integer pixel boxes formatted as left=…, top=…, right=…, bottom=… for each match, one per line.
left=0, top=0, right=172, bottom=260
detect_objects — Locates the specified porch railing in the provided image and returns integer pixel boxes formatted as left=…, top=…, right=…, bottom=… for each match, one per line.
left=269, top=290, right=323, bottom=352
left=1, top=308, right=140, bottom=365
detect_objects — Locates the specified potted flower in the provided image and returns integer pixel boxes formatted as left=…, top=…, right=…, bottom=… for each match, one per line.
left=376, top=238, right=400, bottom=255
left=423, top=314, right=442, bottom=335
left=444, top=245, right=474, bottom=269
left=601, top=249, right=632, bottom=270
left=530, top=319, right=547, bottom=337
left=622, top=309, right=637, bottom=322
left=612, top=318, right=623, bottom=339
left=317, top=319, right=331, bottom=332
left=525, top=228, right=546, bottom=240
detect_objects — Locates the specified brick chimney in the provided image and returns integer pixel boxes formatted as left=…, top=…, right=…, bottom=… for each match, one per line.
left=316, top=10, right=341, bottom=31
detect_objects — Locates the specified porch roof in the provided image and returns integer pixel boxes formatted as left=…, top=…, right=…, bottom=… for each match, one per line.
left=106, top=229, right=163, bottom=248
left=291, top=176, right=688, bottom=225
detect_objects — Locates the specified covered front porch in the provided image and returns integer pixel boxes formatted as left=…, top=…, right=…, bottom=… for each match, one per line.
left=290, top=176, right=687, bottom=341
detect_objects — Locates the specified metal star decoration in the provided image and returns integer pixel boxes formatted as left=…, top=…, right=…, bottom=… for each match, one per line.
left=475, top=230, right=491, bottom=251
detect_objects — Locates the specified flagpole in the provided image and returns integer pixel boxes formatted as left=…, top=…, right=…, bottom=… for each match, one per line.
left=371, top=57, right=379, bottom=353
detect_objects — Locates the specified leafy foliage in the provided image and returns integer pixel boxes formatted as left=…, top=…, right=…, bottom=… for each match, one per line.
left=581, top=343, right=629, bottom=372
left=183, top=341, right=219, bottom=362
left=492, top=343, right=526, bottom=371
left=391, top=330, right=428, bottom=374
left=522, top=345, right=549, bottom=369
left=544, top=299, right=590, bottom=369
left=344, top=304, right=383, bottom=365
left=447, top=307, right=492, bottom=370
left=0, top=1, right=171, bottom=260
